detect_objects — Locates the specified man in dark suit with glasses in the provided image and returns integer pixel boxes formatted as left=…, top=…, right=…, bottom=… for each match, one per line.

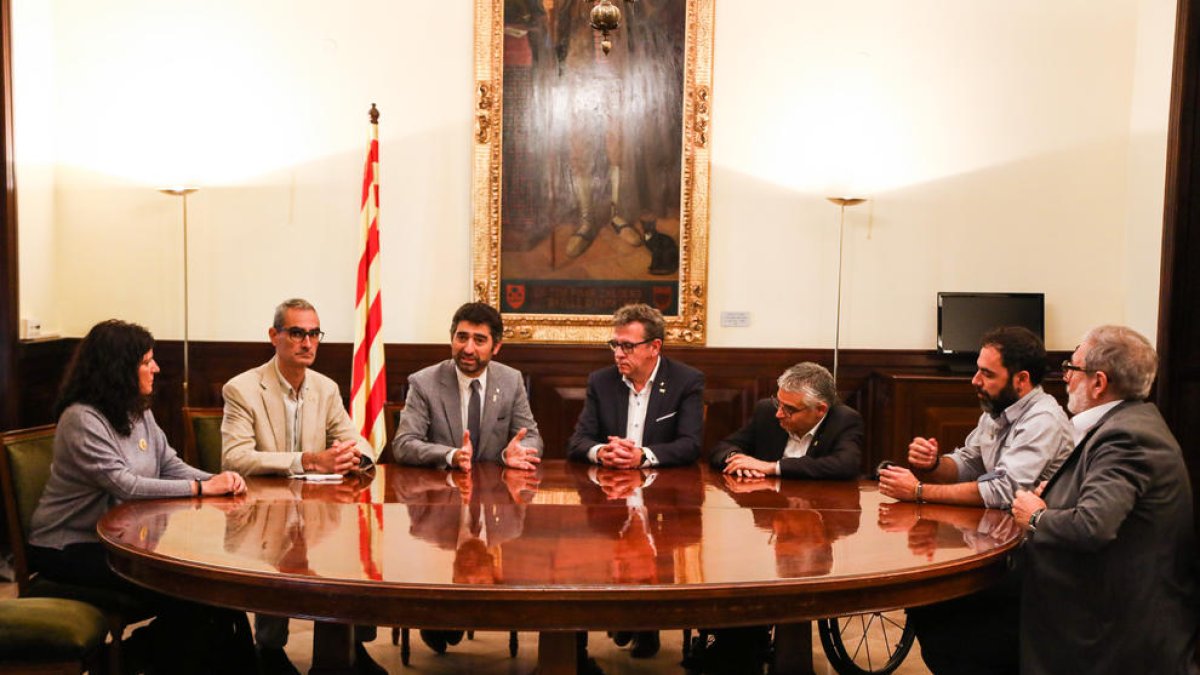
left=567, top=303, right=704, bottom=470
left=710, top=362, right=863, bottom=480
left=567, top=303, right=705, bottom=662
left=1012, top=325, right=1197, bottom=675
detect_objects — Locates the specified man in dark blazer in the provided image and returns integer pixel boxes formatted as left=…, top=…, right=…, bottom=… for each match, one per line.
left=567, top=303, right=704, bottom=661
left=393, top=302, right=542, bottom=471
left=1012, top=325, right=1198, bottom=675
left=710, top=362, right=862, bottom=479
left=567, top=303, right=704, bottom=470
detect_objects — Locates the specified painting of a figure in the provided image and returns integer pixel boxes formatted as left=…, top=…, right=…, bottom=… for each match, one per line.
left=499, top=0, right=687, bottom=316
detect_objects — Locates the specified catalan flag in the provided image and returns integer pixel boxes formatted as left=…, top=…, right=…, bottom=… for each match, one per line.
left=351, top=104, right=387, bottom=454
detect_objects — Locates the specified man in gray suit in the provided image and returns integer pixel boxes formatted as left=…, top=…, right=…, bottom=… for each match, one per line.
left=392, top=302, right=542, bottom=654
left=1012, top=325, right=1197, bottom=674
left=393, top=302, right=542, bottom=471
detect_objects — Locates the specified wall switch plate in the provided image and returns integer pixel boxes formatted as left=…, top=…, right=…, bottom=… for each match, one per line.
left=20, top=318, right=41, bottom=339
left=720, top=311, right=751, bottom=328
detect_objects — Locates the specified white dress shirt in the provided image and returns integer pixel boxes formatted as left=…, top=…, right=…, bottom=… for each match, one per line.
left=588, top=357, right=662, bottom=466
left=774, top=412, right=826, bottom=475
left=273, top=360, right=309, bottom=474
left=1068, top=399, right=1122, bottom=445
left=444, top=367, right=489, bottom=468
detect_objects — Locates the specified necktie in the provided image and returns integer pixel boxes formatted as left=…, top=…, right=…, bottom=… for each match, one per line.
left=468, top=379, right=482, bottom=459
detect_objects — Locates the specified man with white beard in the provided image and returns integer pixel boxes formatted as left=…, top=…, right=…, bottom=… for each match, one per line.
left=1012, top=325, right=1198, bottom=674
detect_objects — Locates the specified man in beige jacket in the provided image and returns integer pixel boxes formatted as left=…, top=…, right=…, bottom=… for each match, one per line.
left=220, top=298, right=381, bottom=675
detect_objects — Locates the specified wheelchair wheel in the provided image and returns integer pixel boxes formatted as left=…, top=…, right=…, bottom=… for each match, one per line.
left=817, top=611, right=915, bottom=675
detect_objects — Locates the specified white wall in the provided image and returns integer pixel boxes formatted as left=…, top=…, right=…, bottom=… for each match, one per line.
left=13, top=0, right=1175, bottom=350
left=13, top=0, right=56, bottom=336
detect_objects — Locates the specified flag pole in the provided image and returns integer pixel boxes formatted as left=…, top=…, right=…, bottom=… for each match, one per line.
left=352, top=103, right=387, bottom=457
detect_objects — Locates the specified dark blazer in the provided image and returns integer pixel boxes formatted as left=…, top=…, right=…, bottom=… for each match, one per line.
left=1021, top=401, right=1198, bottom=675
left=709, top=400, right=864, bottom=480
left=566, top=356, right=705, bottom=467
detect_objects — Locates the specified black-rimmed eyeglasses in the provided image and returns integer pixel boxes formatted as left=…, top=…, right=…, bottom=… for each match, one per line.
left=281, top=327, right=325, bottom=343
left=607, top=339, right=652, bottom=354
left=1060, top=360, right=1094, bottom=374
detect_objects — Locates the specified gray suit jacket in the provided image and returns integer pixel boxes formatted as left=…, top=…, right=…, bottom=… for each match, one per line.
left=1020, top=401, right=1198, bottom=674
left=220, top=358, right=374, bottom=476
left=392, top=360, right=542, bottom=468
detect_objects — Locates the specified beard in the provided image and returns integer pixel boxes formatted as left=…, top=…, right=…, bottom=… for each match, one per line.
left=454, top=351, right=488, bottom=376
left=977, top=378, right=1020, bottom=416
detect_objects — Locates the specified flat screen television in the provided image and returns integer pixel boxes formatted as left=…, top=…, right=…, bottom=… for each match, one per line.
left=937, top=292, right=1045, bottom=355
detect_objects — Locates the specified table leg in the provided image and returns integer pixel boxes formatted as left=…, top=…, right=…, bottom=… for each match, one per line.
left=310, top=621, right=355, bottom=675
left=774, top=621, right=815, bottom=675
left=537, top=631, right=577, bottom=675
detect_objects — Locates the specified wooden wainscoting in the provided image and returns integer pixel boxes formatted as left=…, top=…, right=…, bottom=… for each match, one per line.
left=9, top=338, right=1069, bottom=476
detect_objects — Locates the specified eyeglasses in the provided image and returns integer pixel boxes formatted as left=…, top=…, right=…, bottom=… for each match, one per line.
left=771, top=395, right=810, bottom=417
left=281, top=327, right=325, bottom=343
left=607, top=339, right=653, bottom=354
left=1060, top=360, right=1094, bottom=374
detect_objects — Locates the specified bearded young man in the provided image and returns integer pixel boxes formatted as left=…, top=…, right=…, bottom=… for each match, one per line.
left=878, top=326, right=1073, bottom=675
left=879, top=326, right=1072, bottom=509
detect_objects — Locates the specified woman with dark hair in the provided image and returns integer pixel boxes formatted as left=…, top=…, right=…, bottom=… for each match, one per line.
left=27, top=319, right=254, bottom=673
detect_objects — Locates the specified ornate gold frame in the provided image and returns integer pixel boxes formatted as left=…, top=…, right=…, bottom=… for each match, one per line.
left=471, top=0, right=713, bottom=344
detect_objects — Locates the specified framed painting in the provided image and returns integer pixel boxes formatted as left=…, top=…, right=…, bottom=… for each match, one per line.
left=472, top=0, right=714, bottom=344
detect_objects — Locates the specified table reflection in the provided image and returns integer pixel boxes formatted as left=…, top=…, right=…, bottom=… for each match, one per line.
left=99, top=462, right=1019, bottom=590
left=877, top=501, right=1021, bottom=560
left=404, top=464, right=527, bottom=585
left=717, top=476, right=861, bottom=579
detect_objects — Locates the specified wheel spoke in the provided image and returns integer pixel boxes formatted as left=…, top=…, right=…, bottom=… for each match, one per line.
left=879, top=615, right=894, bottom=658
left=862, top=613, right=876, bottom=669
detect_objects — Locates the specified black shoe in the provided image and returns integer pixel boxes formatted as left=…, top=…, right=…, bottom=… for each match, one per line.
left=444, top=630, right=464, bottom=646
left=630, top=631, right=660, bottom=658
left=256, top=646, right=301, bottom=675
left=420, top=629, right=448, bottom=654
left=354, top=642, right=388, bottom=675
left=610, top=631, right=633, bottom=647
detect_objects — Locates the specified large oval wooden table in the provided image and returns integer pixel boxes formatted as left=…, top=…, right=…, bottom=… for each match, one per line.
left=98, top=461, right=1020, bottom=674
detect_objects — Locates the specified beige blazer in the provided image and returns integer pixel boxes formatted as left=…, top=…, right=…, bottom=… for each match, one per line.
left=220, top=357, right=374, bottom=476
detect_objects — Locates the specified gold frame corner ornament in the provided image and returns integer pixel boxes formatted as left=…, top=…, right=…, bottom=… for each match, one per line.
left=472, top=0, right=714, bottom=345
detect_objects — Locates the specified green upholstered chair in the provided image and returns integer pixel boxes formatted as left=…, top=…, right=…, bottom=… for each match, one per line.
left=0, top=425, right=153, bottom=674
left=182, top=407, right=225, bottom=474
left=0, top=597, right=108, bottom=674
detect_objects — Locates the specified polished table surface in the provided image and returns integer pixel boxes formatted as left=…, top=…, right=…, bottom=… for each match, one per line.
left=98, top=461, right=1019, bottom=673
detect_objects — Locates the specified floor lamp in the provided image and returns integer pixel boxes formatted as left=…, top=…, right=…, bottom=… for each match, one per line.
left=158, top=187, right=198, bottom=407
left=827, top=196, right=867, bottom=385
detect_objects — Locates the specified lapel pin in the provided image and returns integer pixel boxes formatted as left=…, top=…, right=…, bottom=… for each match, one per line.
left=138, top=438, right=147, bottom=451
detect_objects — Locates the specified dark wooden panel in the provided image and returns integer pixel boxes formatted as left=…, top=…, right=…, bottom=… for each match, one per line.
left=1159, top=0, right=1200, bottom=535
left=869, top=373, right=1068, bottom=472
left=14, top=338, right=77, bottom=427
left=0, top=0, right=18, bottom=432
left=8, top=338, right=1076, bottom=477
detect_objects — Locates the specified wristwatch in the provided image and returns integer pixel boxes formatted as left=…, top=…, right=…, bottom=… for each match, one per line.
left=1028, top=507, right=1046, bottom=531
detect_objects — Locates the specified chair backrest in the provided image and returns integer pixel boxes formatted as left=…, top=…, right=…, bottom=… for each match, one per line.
left=380, top=403, right=405, bottom=464
left=182, top=407, right=225, bottom=474
left=0, top=424, right=58, bottom=590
